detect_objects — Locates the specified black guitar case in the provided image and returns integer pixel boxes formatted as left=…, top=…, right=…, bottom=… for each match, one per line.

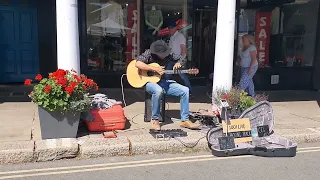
left=206, top=101, right=297, bottom=157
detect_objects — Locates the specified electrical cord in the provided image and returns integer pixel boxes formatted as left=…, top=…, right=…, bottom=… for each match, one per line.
left=120, top=74, right=127, bottom=107
left=174, top=135, right=206, bottom=148
left=120, top=74, right=208, bottom=148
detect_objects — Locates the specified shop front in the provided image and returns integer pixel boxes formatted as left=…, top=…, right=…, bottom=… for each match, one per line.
left=78, top=0, right=218, bottom=88
left=76, top=0, right=320, bottom=91
left=0, top=0, right=57, bottom=84
left=236, top=0, right=320, bottom=90
left=1, top=0, right=319, bottom=92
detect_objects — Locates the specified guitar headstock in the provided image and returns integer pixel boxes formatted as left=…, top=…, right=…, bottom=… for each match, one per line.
left=187, top=68, right=199, bottom=75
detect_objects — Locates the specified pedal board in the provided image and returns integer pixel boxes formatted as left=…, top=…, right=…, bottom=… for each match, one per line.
left=149, top=129, right=188, bottom=140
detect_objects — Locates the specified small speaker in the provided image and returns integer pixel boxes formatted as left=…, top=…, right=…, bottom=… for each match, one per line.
left=144, top=91, right=166, bottom=122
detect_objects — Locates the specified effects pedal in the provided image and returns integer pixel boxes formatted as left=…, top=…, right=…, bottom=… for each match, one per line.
left=149, top=129, right=188, bottom=140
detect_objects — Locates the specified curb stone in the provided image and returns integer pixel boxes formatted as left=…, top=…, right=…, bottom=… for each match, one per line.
left=34, top=139, right=79, bottom=162
left=79, top=135, right=130, bottom=159
left=127, top=132, right=210, bottom=155
left=1, top=131, right=320, bottom=164
left=282, top=133, right=320, bottom=144
left=0, top=141, right=34, bottom=164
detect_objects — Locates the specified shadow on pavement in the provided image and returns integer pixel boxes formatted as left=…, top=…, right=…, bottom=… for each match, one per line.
left=261, top=90, right=320, bottom=102
left=0, top=84, right=319, bottom=104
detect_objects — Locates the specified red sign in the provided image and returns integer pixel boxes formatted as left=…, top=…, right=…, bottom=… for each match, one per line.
left=255, top=11, right=272, bottom=68
left=126, top=3, right=137, bottom=64
left=158, top=19, right=189, bottom=36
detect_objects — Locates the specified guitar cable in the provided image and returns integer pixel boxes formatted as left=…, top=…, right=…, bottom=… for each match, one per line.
left=120, top=73, right=206, bottom=148
left=120, top=74, right=127, bottom=107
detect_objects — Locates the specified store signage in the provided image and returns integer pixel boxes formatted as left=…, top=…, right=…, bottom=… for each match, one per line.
left=246, top=0, right=294, bottom=8
left=255, top=11, right=271, bottom=67
left=126, top=3, right=138, bottom=64
left=222, top=118, right=252, bottom=143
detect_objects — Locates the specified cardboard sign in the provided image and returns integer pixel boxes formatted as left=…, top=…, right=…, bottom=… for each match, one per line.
left=222, top=118, right=252, bottom=143
left=257, top=125, right=270, bottom=137
left=218, top=136, right=236, bottom=150
left=255, top=11, right=272, bottom=68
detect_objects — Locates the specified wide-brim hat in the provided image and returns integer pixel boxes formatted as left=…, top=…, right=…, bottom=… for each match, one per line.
left=150, top=40, right=172, bottom=58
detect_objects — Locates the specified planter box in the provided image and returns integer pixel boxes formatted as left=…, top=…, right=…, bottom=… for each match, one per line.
left=38, top=106, right=80, bottom=139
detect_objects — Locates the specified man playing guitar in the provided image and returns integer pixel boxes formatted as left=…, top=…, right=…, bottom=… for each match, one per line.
left=135, top=40, right=200, bottom=130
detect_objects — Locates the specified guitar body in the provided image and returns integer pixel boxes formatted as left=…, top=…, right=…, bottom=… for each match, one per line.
left=126, top=60, right=161, bottom=88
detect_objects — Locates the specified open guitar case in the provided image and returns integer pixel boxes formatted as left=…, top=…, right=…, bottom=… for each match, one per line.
left=206, top=101, right=297, bottom=157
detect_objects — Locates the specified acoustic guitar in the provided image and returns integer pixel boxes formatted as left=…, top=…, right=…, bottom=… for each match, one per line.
left=126, top=60, right=199, bottom=88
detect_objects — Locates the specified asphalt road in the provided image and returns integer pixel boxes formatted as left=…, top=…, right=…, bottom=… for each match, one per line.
left=0, top=143, right=320, bottom=180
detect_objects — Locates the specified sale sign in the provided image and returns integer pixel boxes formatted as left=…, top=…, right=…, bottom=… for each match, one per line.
left=126, top=3, right=138, bottom=64
left=255, top=11, right=272, bottom=68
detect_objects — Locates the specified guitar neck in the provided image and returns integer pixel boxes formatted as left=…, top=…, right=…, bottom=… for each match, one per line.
left=164, top=70, right=190, bottom=75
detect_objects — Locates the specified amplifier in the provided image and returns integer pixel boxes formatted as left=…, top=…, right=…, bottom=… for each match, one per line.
left=144, top=91, right=166, bottom=122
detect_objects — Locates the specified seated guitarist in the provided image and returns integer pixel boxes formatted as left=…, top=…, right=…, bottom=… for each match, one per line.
left=135, top=40, right=200, bottom=130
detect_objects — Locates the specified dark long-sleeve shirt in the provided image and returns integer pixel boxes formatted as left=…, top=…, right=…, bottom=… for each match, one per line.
left=136, top=49, right=186, bottom=67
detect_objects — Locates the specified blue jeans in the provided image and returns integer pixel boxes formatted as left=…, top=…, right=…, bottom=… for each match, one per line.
left=240, top=65, right=258, bottom=96
left=165, top=61, right=192, bottom=93
left=145, top=80, right=189, bottom=121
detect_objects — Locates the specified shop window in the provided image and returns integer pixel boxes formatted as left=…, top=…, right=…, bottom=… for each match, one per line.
left=143, top=0, right=193, bottom=62
left=280, top=0, right=320, bottom=67
left=85, top=0, right=139, bottom=72
left=238, top=0, right=320, bottom=68
left=0, top=0, right=12, bottom=6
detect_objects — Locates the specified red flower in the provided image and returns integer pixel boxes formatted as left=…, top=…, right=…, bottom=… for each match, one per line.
left=24, top=79, right=32, bottom=86
left=49, top=69, right=67, bottom=80
left=96, top=86, right=99, bottom=91
left=65, top=86, right=75, bottom=95
left=222, top=94, right=229, bottom=100
left=44, top=85, right=52, bottom=93
left=84, top=78, right=97, bottom=88
left=35, top=74, right=42, bottom=81
left=83, top=85, right=87, bottom=91
left=69, top=81, right=77, bottom=88
left=56, top=77, right=68, bottom=87
left=74, top=75, right=81, bottom=83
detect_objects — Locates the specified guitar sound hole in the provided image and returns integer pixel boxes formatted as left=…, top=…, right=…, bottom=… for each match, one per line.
left=147, top=71, right=155, bottom=76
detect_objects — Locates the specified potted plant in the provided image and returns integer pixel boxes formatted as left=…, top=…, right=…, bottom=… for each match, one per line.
left=212, top=86, right=268, bottom=119
left=24, top=69, right=98, bottom=139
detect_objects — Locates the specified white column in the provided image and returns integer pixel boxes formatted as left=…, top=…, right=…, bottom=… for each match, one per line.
left=56, top=0, right=80, bottom=74
left=212, top=0, right=236, bottom=92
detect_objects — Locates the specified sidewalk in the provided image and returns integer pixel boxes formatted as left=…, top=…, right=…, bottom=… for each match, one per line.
left=0, top=90, right=320, bottom=164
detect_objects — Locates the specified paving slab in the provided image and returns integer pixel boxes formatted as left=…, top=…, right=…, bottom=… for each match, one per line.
left=0, top=102, right=36, bottom=142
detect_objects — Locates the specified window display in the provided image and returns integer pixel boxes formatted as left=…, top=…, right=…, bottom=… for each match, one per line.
left=142, top=0, right=193, bottom=62
left=86, top=0, right=139, bottom=72
left=280, top=0, right=320, bottom=67
left=145, top=6, right=163, bottom=35
left=237, top=0, right=320, bottom=68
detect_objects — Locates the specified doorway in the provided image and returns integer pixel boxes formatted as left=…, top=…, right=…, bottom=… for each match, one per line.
left=192, top=8, right=217, bottom=84
left=0, top=0, right=39, bottom=83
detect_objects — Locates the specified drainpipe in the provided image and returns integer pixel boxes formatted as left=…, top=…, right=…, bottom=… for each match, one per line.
left=56, top=0, right=81, bottom=75
left=212, top=0, right=236, bottom=95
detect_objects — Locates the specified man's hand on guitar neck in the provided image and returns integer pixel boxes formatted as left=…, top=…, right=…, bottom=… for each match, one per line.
left=173, top=62, right=182, bottom=70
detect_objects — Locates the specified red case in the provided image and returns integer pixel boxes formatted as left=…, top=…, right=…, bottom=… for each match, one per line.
left=85, top=105, right=126, bottom=132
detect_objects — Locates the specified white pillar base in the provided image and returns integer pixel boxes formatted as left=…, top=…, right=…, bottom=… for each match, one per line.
left=212, top=0, right=236, bottom=94
left=56, top=0, right=80, bottom=74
